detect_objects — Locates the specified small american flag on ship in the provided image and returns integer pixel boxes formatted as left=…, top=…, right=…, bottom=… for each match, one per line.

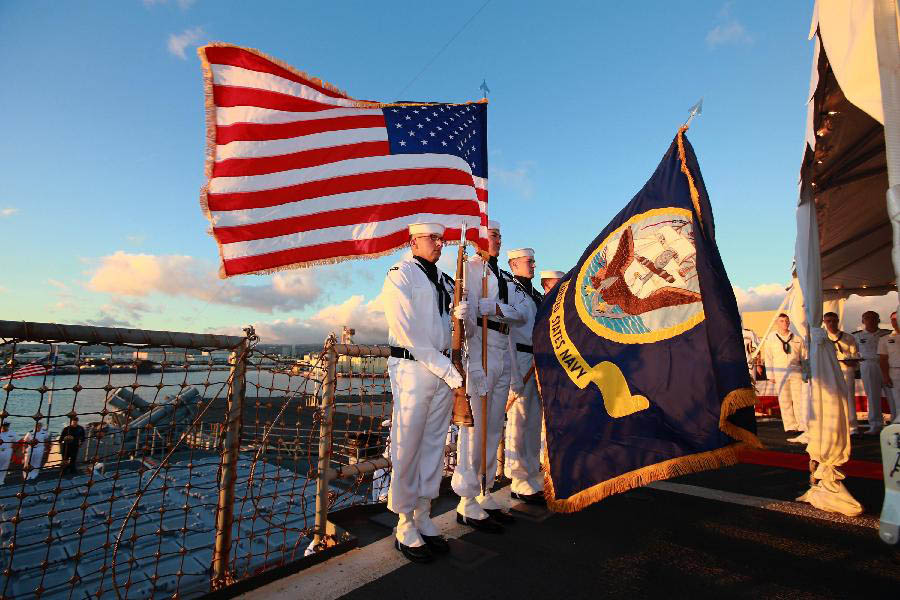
left=199, top=44, right=489, bottom=277
left=6, top=361, right=49, bottom=381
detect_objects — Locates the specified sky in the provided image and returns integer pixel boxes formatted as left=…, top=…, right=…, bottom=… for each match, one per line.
left=1, top=1, right=894, bottom=343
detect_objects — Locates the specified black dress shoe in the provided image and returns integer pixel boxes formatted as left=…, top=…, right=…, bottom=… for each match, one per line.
left=394, top=539, right=434, bottom=563
left=511, top=491, right=546, bottom=505
left=485, top=508, right=516, bottom=524
left=421, top=534, right=450, bottom=554
left=456, top=512, right=503, bottom=533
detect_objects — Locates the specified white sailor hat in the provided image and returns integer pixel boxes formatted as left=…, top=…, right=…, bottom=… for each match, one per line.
left=488, top=220, right=501, bottom=231
left=540, top=270, right=565, bottom=279
left=507, top=248, right=534, bottom=260
left=408, top=222, right=445, bottom=236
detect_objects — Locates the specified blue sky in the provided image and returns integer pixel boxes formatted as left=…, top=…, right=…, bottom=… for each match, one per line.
left=1, top=1, right=838, bottom=342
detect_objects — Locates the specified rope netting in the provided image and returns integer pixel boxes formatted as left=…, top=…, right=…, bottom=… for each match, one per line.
left=0, top=324, right=466, bottom=599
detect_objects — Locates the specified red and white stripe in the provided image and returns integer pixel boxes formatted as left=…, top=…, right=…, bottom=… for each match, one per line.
left=6, top=363, right=49, bottom=381
left=200, top=44, right=488, bottom=276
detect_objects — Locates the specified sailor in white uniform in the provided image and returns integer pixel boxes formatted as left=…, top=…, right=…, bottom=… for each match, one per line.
left=764, top=313, right=808, bottom=441
left=877, top=311, right=900, bottom=425
left=539, top=270, right=565, bottom=295
left=742, top=326, right=761, bottom=382
left=0, top=423, right=18, bottom=485
left=823, top=312, right=862, bottom=434
left=855, top=311, right=890, bottom=434
left=382, top=222, right=468, bottom=563
left=23, top=421, right=49, bottom=481
left=504, top=248, right=546, bottom=504
left=453, top=220, right=526, bottom=532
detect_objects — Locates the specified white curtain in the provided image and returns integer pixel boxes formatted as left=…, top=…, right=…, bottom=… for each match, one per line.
left=795, top=192, right=863, bottom=516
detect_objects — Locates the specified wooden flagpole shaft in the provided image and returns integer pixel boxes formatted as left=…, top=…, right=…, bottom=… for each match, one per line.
left=450, top=227, right=474, bottom=426
left=480, top=265, right=489, bottom=495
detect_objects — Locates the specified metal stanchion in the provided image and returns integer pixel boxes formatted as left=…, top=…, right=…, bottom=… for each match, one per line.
left=312, top=342, right=338, bottom=548
left=212, top=338, right=247, bottom=589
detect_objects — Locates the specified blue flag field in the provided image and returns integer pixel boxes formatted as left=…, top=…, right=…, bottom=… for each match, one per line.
left=533, top=128, right=761, bottom=512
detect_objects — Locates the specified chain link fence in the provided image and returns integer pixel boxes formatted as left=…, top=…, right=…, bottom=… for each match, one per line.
left=0, top=321, right=474, bottom=599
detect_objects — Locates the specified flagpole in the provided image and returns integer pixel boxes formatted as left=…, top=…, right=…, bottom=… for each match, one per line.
left=480, top=262, right=489, bottom=495
left=46, top=344, right=59, bottom=431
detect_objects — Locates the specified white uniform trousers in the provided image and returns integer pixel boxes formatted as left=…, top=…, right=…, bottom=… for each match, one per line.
left=888, top=368, right=900, bottom=424
left=452, top=347, right=510, bottom=517
left=505, top=350, right=542, bottom=495
left=0, top=450, right=11, bottom=484
left=860, top=360, right=885, bottom=430
left=840, top=366, right=859, bottom=431
left=24, top=445, right=44, bottom=480
left=775, top=368, right=807, bottom=432
left=386, top=359, right=453, bottom=517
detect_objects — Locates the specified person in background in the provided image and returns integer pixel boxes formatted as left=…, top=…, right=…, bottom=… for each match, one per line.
left=764, top=313, right=809, bottom=443
left=0, top=423, right=18, bottom=485
left=539, top=270, right=565, bottom=294
left=505, top=248, right=546, bottom=505
left=59, top=416, right=86, bottom=476
left=22, top=421, right=49, bottom=481
left=823, top=312, right=861, bottom=435
left=742, top=325, right=763, bottom=382
left=855, top=311, right=890, bottom=434
left=877, top=311, right=900, bottom=425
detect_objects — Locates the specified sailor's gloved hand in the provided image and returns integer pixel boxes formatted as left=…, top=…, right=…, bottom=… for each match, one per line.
left=478, top=298, right=497, bottom=317
left=445, top=368, right=464, bottom=390
left=451, top=301, right=469, bottom=321
left=468, top=369, right=488, bottom=398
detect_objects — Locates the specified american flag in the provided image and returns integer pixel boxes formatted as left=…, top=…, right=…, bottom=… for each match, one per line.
left=199, top=44, right=489, bottom=277
left=5, top=361, right=50, bottom=381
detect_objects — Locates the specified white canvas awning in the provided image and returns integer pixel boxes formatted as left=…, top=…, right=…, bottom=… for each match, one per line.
left=802, top=0, right=899, bottom=299
left=795, top=0, right=900, bottom=517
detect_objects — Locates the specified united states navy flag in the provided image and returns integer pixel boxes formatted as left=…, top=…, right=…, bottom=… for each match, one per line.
left=534, top=128, right=760, bottom=512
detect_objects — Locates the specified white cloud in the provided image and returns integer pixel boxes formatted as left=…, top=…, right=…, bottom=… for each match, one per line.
left=82, top=311, right=133, bottom=328
left=1, top=208, right=18, bottom=218
left=706, top=3, right=753, bottom=48
left=212, top=294, right=387, bottom=344
left=733, top=282, right=788, bottom=312
left=46, top=278, right=69, bottom=291
left=167, top=26, right=205, bottom=60
left=126, top=234, right=146, bottom=246
left=493, top=162, right=536, bottom=200
left=86, top=251, right=322, bottom=313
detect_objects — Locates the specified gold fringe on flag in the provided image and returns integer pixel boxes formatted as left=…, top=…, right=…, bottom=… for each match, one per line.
left=543, top=386, right=762, bottom=513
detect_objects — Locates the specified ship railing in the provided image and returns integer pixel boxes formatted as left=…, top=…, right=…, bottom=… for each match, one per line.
left=0, top=321, right=469, bottom=599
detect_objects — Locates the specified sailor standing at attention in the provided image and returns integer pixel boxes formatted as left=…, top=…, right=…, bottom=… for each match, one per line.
left=855, top=311, right=890, bottom=434
left=0, top=423, right=18, bottom=485
left=505, top=248, right=546, bottom=504
left=382, top=223, right=469, bottom=563
left=877, top=311, right=900, bottom=425
left=764, top=313, right=809, bottom=442
left=823, top=311, right=862, bottom=434
left=23, top=421, right=49, bottom=481
left=453, top=220, right=526, bottom=532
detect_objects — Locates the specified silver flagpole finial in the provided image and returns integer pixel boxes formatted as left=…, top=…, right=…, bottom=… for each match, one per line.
left=684, top=98, right=703, bottom=127
left=479, top=79, right=490, bottom=98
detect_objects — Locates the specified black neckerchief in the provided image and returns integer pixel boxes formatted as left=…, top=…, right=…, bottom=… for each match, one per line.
left=413, top=256, right=450, bottom=316
left=827, top=331, right=845, bottom=349
left=775, top=333, right=793, bottom=355
left=487, top=256, right=508, bottom=304
left=514, top=275, right=543, bottom=308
